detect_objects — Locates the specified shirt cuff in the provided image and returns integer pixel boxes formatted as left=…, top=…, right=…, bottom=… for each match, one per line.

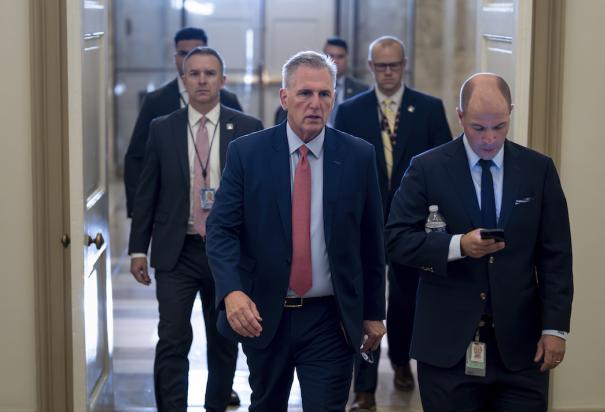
left=130, top=253, right=147, bottom=259
left=447, top=234, right=464, bottom=261
left=542, top=329, right=568, bottom=340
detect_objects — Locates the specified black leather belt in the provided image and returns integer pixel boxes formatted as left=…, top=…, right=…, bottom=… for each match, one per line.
left=283, top=296, right=333, bottom=308
left=186, top=234, right=206, bottom=243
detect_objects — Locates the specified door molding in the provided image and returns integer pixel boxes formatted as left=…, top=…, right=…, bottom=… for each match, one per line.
left=30, top=0, right=73, bottom=410
left=528, top=0, right=565, bottom=166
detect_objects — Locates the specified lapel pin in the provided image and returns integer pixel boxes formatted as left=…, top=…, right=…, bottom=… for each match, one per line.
left=407, top=105, right=415, bottom=113
left=226, top=122, right=234, bottom=130
left=346, top=88, right=353, bottom=94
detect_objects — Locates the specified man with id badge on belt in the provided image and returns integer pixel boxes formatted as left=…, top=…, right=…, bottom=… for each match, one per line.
left=128, top=46, right=263, bottom=412
left=385, top=73, right=573, bottom=411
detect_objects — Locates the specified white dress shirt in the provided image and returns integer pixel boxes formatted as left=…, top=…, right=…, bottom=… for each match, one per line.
left=186, top=103, right=221, bottom=234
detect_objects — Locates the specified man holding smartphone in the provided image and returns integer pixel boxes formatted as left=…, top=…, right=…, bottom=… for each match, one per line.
left=386, top=73, right=573, bottom=411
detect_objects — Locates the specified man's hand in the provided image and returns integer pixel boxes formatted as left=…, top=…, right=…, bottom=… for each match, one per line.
left=130, top=257, right=151, bottom=285
left=460, top=228, right=505, bottom=258
left=534, top=334, right=566, bottom=372
left=361, top=320, right=386, bottom=352
left=225, top=291, right=263, bottom=338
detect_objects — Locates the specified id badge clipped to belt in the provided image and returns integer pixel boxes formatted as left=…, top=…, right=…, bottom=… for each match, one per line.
left=200, top=188, right=216, bottom=210
left=465, top=329, right=486, bottom=377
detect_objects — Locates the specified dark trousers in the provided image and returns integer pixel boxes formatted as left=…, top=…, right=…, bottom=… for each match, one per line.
left=243, top=297, right=354, bottom=412
left=417, top=324, right=549, bottom=412
left=154, top=235, right=238, bottom=412
left=353, top=264, right=417, bottom=392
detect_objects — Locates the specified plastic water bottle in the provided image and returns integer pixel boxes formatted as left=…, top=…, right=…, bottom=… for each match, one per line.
left=425, top=205, right=447, bottom=233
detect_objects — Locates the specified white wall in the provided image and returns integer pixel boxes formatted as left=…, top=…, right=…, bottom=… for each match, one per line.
left=0, top=1, right=38, bottom=412
left=551, top=0, right=605, bottom=410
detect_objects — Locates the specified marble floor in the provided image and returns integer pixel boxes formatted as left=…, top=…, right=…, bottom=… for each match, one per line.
left=109, top=179, right=422, bottom=411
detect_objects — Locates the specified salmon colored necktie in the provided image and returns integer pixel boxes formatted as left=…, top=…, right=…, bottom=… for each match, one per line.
left=289, top=145, right=312, bottom=296
left=193, top=116, right=209, bottom=236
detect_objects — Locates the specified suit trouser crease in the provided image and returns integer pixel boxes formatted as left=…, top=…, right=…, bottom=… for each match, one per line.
left=243, top=299, right=354, bottom=412
left=417, top=324, right=549, bottom=412
left=154, top=236, right=237, bottom=411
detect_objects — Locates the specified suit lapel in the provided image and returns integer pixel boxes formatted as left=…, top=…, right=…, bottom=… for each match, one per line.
left=167, top=78, right=182, bottom=111
left=392, top=86, right=413, bottom=175
left=363, top=91, right=388, bottom=182
left=173, top=108, right=190, bottom=189
left=498, top=141, right=521, bottom=229
left=270, top=124, right=293, bottom=248
left=445, top=136, right=482, bottom=228
left=219, top=105, right=236, bottom=170
left=323, top=129, right=344, bottom=248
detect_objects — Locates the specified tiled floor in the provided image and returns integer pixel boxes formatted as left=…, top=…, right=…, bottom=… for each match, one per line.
left=109, top=179, right=422, bottom=411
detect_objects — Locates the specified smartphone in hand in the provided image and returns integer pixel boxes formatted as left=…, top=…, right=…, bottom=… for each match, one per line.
left=480, top=228, right=505, bottom=242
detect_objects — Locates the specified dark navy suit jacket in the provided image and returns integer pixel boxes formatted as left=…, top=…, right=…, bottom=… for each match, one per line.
left=385, top=137, right=573, bottom=371
left=335, top=87, right=451, bottom=220
left=206, top=123, right=386, bottom=350
left=124, top=78, right=243, bottom=216
left=128, top=105, right=263, bottom=271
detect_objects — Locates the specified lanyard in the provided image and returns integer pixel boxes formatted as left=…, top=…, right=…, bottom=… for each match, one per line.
left=186, top=107, right=219, bottom=181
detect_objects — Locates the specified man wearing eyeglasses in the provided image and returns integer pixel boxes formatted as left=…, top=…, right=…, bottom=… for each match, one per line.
left=335, top=35, right=451, bottom=411
left=124, top=27, right=243, bottom=219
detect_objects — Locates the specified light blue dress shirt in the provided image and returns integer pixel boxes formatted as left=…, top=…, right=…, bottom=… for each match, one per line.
left=286, top=123, right=334, bottom=298
left=448, top=135, right=567, bottom=340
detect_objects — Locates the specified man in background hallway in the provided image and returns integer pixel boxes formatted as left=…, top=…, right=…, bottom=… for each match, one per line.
left=124, top=26, right=243, bottom=218
left=386, top=73, right=573, bottom=411
left=128, top=47, right=263, bottom=411
left=335, top=35, right=451, bottom=411
left=206, top=51, right=386, bottom=412
left=274, top=36, right=368, bottom=125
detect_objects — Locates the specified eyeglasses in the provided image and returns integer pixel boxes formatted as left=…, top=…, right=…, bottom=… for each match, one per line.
left=373, top=61, right=404, bottom=72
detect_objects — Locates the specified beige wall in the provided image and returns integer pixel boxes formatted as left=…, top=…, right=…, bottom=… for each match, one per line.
left=552, top=0, right=605, bottom=410
left=0, top=1, right=38, bottom=412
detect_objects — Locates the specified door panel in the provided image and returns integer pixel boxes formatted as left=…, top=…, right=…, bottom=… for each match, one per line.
left=476, top=0, right=533, bottom=145
left=81, top=0, right=113, bottom=410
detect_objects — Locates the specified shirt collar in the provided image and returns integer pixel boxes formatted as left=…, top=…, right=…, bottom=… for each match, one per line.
left=462, top=134, right=504, bottom=169
left=177, top=76, right=188, bottom=102
left=375, top=83, right=405, bottom=107
left=336, top=76, right=345, bottom=89
left=286, top=122, right=325, bottom=158
left=187, top=102, right=221, bottom=127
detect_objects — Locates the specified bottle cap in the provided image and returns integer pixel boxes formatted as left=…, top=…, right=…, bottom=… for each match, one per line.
left=429, top=205, right=438, bottom=212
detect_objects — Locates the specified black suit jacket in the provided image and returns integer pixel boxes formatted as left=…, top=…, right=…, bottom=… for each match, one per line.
left=128, top=105, right=263, bottom=271
left=124, top=78, right=243, bottom=216
left=335, top=86, right=451, bottom=219
left=274, top=75, right=369, bottom=125
left=385, top=137, right=573, bottom=370
left=205, top=124, right=386, bottom=350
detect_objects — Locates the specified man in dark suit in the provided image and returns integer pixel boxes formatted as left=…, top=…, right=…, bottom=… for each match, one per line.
left=335, top=35, right=451, bottom=410
left=128, top=47, right=263, bottom=412
left=385, top=73, right=573, bottom=411
left=124, top=27, right=243, bottom=217
left=274, top=36, right=368, bottom=125
left=206, top=51, right=386, bottom=412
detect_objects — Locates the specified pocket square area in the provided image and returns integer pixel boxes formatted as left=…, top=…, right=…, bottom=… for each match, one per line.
left=515, top=197, right=533, bottom=205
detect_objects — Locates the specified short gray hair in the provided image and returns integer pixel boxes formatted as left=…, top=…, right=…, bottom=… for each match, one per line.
left=368, top=36, right=406, bottom=61
left=183, top=46, right=226, bottom=75
left=281, top=51, right=337, bottom=89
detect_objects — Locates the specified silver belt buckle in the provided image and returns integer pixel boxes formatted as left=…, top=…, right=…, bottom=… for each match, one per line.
left=284, top=297, right=303, bottom=308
